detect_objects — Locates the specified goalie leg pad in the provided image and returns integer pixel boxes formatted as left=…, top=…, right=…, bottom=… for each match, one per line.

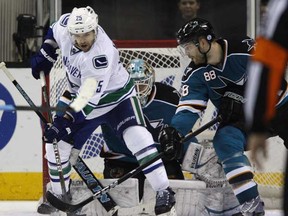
left=183, top=142, right=228, bottom=187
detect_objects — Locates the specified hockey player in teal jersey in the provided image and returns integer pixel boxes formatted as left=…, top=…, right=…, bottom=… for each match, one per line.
left=159, top=18, right=265, bottom=215
left=100, top=59, right=190, bottom=199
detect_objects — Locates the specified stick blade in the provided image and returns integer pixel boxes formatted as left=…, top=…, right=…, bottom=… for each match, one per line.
left=46, top=190, right=94, bottom=213
left=46, top=191, right=76, bottom=212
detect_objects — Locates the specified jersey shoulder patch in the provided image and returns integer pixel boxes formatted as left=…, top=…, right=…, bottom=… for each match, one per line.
left=224, top=36, right=255, bottom=54
left=182, top=61, right=206, bottom=82
left=59, top=14, right=70, bottom=27
left=154, top=82, right=180, bottom=105
left=93, top=55, right=108, bottom=69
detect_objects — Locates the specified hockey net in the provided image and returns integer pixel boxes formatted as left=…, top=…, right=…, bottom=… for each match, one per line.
left=47, top=40, right=285, bottom=210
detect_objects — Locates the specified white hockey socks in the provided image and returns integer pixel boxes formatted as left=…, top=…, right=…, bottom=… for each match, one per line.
left=45, top=140, right=73, bottom=194
left=123, top=125, right=169, bottom=191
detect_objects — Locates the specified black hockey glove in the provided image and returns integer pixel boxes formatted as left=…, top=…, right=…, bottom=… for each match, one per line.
left=31, top=42, right=58, bottom=79
left=158, top=126, right=183, bottom=161
left=43, top=115, right=72, bottom=143
left=218, top=90, right=245, bottom=124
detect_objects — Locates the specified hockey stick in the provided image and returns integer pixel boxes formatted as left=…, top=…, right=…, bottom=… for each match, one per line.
left=39, top=72, right=119, bottom=215
left=39, top=72, right=73, bottom=216
left=0, top=62, right=97, bottom=113
left=0, top=62, right=47, bottom=123
left=0, top=63, right=119, bottom=215
left=0, top=104, right=67, bottom=112
left=39, top=72, right=52, bottom=122
left=46, top=115, right=223, bottom=213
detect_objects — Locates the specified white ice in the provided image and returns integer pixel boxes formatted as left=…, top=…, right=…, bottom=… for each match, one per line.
left=0, top=201, right=284, bottom=216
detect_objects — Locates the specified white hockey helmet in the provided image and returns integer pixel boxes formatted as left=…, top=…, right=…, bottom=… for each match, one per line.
left=67, top=6, right=98, bottom=34
left=126, top=59, right=155, bottom=107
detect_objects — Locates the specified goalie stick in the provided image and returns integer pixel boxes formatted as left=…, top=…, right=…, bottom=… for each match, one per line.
left=46, top=115, right=223, bottom=213
left=0, top=63, right=119, bottom=215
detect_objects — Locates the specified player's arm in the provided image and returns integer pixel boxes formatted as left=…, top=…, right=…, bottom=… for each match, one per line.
left=30, top=25, right=59, bottom=80
left=159, top=75, right=208, bottom=160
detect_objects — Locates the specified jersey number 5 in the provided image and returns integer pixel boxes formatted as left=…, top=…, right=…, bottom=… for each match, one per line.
left=204, top=70, right=216, bottom=81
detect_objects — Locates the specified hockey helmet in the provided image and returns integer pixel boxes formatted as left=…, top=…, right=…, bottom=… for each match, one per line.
left=176, top=18, right=215, bottom=46
left=67, top=6, right=98, bottom=34
left=126, top=59, right=155, bottom=107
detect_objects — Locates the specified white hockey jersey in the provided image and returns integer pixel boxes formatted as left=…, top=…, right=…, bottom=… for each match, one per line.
left=52, top=13, right=135, bottom=119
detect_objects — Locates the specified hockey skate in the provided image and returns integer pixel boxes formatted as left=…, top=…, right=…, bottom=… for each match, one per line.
left=38, top=190, right=86, bottom=216
left=37, top=196, right=59, bottom=214
left=240, top=196, right=265, bottom=216
left=154, top=187, right=176, bottom=216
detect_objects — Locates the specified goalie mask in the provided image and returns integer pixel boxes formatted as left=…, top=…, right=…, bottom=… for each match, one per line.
left=67, top=6, right=98, bottom=35
left=126, top=59, right=155, bottom=107
left=176, top=17, right=215, bottom=46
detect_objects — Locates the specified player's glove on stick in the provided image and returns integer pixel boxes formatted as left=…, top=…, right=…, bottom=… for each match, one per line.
left=218, top=90, right=245, bottom=124
left=31, top=43, right=58, bottom=79
left=43, top=115, right=72, bottom=143
left=159, top=126, right=182, bottom=161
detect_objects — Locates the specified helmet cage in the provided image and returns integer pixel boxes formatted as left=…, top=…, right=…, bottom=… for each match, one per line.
left=126, top=59, right=155, bottom=107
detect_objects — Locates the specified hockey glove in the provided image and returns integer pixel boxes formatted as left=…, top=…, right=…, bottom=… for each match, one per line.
left=159, top=126, right=183, bottom=161
left=31, top=42, right=58, bottom=79
left=43, top=115, right=72, bottom=143
left=66, top=109, right=86, bottom=124
left=219, top=90, right=245, bottom=124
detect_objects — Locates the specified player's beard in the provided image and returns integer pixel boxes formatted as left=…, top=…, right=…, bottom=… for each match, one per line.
left=192, top=52, right=206, bottom=65
left=75, top=38, right=95, bottom=52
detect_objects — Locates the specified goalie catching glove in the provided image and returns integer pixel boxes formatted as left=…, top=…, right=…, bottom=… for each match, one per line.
left=158, top=126, right=183, bottom=161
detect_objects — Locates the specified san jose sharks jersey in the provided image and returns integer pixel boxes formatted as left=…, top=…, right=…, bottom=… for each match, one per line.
left=172, top=37, right=255, bottom=136
left=100, top=82, right=180, bottom=163
left=51, top=14, right=135, bottom=119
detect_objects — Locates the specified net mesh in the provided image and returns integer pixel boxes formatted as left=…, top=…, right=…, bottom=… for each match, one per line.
left=48, top=42, right=285, bottom=202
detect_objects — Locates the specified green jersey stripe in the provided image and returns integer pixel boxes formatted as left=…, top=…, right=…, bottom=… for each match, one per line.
left=131, top=97, right=146, bottom=126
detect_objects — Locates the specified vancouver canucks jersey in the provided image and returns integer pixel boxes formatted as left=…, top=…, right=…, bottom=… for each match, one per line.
left=172, top=37, right=255, bottom=136
left=100, top=82, right=180, bottom=163
left=50, top=14, right=135, bottom=119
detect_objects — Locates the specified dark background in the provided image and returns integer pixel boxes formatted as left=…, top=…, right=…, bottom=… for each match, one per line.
left=62, top=0, right=247, bottom=40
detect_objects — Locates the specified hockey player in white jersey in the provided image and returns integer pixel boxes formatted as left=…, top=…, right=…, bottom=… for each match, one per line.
left=30, top=6, right=176, bottom=216
left=100, top=59, right=188, bottom=200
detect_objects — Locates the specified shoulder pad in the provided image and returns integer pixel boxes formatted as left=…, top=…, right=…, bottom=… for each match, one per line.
left=155, top=82, right=180, bottom=105
left=224, top=36, right=255, bottom=54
